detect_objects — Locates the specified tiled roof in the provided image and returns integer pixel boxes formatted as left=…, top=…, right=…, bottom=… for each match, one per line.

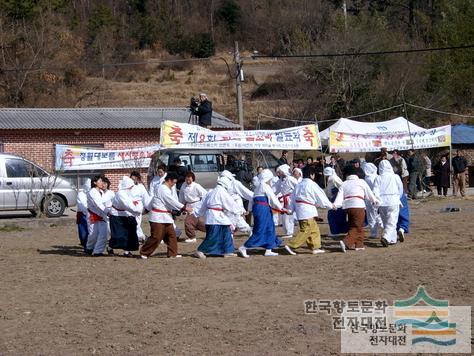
left=0, top=107, right=240, bottom=130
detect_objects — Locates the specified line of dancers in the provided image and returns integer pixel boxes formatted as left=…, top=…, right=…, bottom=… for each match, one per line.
left=76, top=160, right=411, bottom=258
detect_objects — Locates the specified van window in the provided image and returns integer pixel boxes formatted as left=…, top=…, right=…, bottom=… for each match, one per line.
left=192, top=154, right=218, bottom=172
left=5, top=159, right=36, bottom=178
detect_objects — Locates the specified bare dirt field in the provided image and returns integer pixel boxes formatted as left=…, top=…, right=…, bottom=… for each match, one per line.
left=0, top=197, right=473, bottom=355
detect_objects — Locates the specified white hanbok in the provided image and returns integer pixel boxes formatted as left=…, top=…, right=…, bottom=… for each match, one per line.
left=373, top=161, right=404, bottom=244
left=131, top=183, right=151, bottom=240
left=363, top=163, right=382, bottom=238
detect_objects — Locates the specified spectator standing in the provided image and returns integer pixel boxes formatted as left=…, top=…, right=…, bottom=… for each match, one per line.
left=407, top=149, right=423, bottom=199
left=452, top=150, right=468, bottom=197
left=277, top=150, right=289, bottom=166
left=433, top=156, right=450, bottom=197
left=422, top=152, right=432, bottom=193
left=193, top=93, right=213, bottom=127
left=390, top=150, right=409, bottom=193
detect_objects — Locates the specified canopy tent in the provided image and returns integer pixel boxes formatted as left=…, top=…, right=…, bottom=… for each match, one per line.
left=319, top=116, right=425, bottom=145
left=452, top=124, right=474, bottom=144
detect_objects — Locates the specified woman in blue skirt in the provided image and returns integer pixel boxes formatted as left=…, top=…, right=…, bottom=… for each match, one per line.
left=324, top=167, right=348, bottom=236
left=194, top=176, right=239, bottom=258
left=239, top=169, right=285, bottom=258
left=397, top=193, right=410, bottom=242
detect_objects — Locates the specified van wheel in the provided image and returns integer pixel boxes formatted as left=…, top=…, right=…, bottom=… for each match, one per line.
left=44, top=195, right=66, bottom=218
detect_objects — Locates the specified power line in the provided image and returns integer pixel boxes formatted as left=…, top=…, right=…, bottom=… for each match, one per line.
left=257, top=112, right=316, bottom=124
left=406, top=103, right=474, bottom=118
left=251, top=44, right=474, bottom=59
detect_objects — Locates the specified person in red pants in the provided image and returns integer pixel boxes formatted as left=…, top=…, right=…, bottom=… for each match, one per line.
left=334, top=166, right=379, bottom=252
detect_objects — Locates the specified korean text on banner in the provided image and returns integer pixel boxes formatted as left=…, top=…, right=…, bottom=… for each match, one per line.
left=160, top=120, right=321, bottom=150
left=55, top=144, right=163, bottom=171
left=329, top=125, right=451, bottom=153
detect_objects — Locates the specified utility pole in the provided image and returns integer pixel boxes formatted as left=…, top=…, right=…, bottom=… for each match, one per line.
left=234, top=41, right=244, bottom=130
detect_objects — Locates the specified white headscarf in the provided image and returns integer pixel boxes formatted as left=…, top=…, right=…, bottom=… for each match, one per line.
left=378, top=160, right=395, bottom=175
left=277, top=164, right=291, bottom=176
left=363, top=162, right=378, bottom=177
left=323, top=167, right=335, bottom=177
left=259, top=169, right=274, bottom=183
left=217, top=175, right=232, bottom=190
left=292, top=167, right=302, bottom=177
left=220, top=170, right=236, bottom=181
left=119, top=176, right=135, bottom=190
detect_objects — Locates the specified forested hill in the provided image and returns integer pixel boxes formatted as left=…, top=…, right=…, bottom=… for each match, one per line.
left=0, top=0, right=472, bottom=126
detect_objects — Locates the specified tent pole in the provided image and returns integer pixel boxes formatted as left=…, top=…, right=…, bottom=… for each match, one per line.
left=403, top=102, right=415, bottom=150
left=449, top=143, right=453, bottom=188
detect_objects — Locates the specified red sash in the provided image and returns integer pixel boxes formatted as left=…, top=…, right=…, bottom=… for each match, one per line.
left=295, top=200, right=316, bottom=206
left=344, top=195, right=365, bottom=201
left=152, top=208, right=171, bottom=213
left=88, top=209, right=103, bottom=223
left=278, top=193, right=292, bottom=208
left=255, top=200, right=286, bottom=214
left=207, top=206, right=224, bottom=211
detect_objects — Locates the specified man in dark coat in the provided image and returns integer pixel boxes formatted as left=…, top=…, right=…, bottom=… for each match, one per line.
left=277, top=150, right=289, bottom=166
left=194, top=93, right=213, bottom=127
left=433, top=156, right=450, bottom=196
left=452, top=149, right=468, bottom=197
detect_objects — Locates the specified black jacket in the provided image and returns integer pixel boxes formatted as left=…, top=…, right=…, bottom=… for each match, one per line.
left=195, top=100, right=213, bottom=126
left=452, top=156, right=468, bottom=173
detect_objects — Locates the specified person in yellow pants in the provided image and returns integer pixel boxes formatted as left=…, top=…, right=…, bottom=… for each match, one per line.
left=284, top=167, right=334, bottom=255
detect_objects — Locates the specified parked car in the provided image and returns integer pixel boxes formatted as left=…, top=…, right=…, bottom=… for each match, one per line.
left=148, top=150, right=280, bottom=189
left=0, top=153, right=77, bottom=217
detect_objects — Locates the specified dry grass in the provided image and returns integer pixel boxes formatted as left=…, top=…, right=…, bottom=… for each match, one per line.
left=78, top=55, right=292, bottom=127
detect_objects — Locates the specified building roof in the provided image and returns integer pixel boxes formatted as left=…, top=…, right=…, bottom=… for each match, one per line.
left=0, top=107, right=240, bottom=130
left=452, top=124, right=474, bottom=145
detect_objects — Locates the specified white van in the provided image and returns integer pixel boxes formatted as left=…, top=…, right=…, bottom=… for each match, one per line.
left=151, top=150, right=280, bottom=189
left=0, top=153, right=77, bottom=217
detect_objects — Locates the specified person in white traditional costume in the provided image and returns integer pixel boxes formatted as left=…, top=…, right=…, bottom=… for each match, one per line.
left=274, top=164, right=298, bottom=238
left=219, top=170, right=253, bottom=236
left=334, top=166, right=379, bottom=252
left=362, top=163, right=382, bottom=238
left=108, top=176, right=144, bottom=257
left=76, top=178, right=90, bottom=249
left=140, top=172, right=192, bottom=259
left=284, top=167, right=334, bottom=255
left=323, top=167, right=348, bottom=237
left=292, top=167, right=303, bottom=183
left=194, top=176, right=240, bottom=258
left=148, top=164, right=168, bottom=196
left=130, top=171, right=151, bottom=243
left=179, top=172, right=207, bottom=243
left=372, top=160, right=404, bottom=247
left=85, top=176, right=110, bottom=256
left=239, top=169, right=286, bottom=258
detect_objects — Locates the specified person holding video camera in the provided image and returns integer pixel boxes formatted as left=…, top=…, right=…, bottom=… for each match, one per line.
left=191, top=93, right=213, bottom=127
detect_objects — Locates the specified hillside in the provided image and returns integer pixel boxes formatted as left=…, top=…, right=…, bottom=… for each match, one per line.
left=0, top=0, right=473, bottom=127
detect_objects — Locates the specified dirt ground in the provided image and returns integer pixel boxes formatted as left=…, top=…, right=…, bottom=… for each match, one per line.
left=0, top=197, right=473, bottom=355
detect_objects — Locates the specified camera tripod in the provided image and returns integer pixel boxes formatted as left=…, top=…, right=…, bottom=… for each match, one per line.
left=188, top=110, right=199, bottom=125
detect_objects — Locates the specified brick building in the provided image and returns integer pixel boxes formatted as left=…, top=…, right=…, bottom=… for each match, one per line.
left=0, top=107, right=239, bottom=188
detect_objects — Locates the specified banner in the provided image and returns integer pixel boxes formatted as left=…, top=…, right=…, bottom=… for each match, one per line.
left=329, top=125, right=451, bottom=153
left=55, top=144, right=163, bottom=171
left=160, top=120, right=321, bottom=150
